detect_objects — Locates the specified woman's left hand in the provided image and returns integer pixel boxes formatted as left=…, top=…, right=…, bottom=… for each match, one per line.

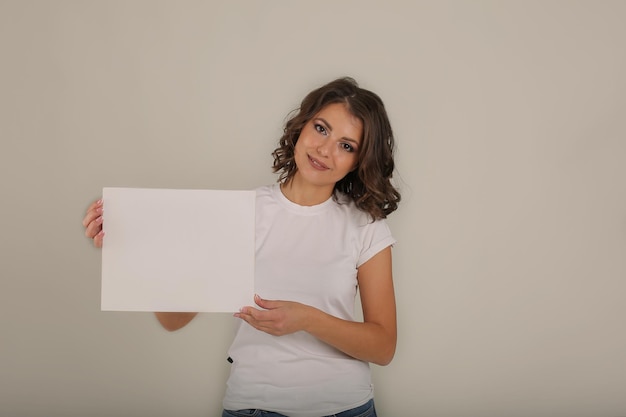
left=234, top=294, right=314, bottom=336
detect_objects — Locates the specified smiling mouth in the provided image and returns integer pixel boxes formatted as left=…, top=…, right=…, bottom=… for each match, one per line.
left=308, top=155, right=329, bottom=170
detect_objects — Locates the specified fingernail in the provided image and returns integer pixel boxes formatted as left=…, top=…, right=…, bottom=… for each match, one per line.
left=96, top=216, right=103, bottom=223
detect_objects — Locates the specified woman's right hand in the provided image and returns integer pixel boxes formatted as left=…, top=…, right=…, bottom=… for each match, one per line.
left=82, top=199, right=104, bottom=248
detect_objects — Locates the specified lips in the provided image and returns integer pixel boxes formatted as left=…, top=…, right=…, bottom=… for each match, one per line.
left=308, top=154, right=329, bottom=170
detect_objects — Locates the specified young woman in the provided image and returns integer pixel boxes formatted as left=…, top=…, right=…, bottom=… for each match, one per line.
left=83, top=77, right=401, bottom=417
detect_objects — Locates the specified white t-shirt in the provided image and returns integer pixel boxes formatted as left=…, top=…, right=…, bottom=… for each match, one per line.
left=222, top=184, right=396, bottom=417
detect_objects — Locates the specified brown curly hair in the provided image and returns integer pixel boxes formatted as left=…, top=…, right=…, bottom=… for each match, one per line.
left=272, top=77, right=400, bottom=219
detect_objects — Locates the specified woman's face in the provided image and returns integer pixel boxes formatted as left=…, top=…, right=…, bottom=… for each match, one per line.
left=293, top=102, right=363, bottom=192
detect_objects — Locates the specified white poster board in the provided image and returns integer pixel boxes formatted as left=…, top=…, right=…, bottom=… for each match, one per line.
left=101, top=187, right=255, bottom=312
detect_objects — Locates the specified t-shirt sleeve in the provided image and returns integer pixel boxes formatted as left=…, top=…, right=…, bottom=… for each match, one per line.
left=357, top=219, right=396, bottom=268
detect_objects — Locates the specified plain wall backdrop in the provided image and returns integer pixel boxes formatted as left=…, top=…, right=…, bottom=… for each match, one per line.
left=1, top=1, right=625, bottom=416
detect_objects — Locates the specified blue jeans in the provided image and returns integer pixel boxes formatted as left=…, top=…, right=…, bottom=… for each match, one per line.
left=222, top=398, right=377, bottom=417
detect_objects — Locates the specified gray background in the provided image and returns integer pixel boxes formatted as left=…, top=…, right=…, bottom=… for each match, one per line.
left=1, top=1, right=625, bottom=416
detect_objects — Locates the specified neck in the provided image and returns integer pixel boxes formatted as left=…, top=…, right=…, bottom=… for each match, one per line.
left=280, top=178, right=334, bottom=206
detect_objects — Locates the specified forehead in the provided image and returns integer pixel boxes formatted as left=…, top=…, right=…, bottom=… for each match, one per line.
left=313, top=103, right=363, bottom=140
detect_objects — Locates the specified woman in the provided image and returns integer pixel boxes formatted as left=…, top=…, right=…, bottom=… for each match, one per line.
left=83, top=77, right=401, bottom=417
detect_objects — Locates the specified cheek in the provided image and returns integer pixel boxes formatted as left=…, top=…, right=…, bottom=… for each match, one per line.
left=293, top=139, right=303, bottom=157
left=336, top=153, right=358, bottom=171
left=348, top=152, right=361, bottom=171
left=294, top=132, right=313, bottom=156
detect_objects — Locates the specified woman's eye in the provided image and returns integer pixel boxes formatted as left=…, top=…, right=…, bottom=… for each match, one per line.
left=314, top=124, right=327, bottom=135
left=340, top=143, right=355, bottom=153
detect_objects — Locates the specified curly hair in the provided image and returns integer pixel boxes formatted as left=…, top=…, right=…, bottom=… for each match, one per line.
left=272, top=77, right=400, bottom=219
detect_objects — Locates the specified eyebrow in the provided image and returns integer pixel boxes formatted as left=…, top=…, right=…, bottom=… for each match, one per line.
left=314, top=117, right=361, bottom=146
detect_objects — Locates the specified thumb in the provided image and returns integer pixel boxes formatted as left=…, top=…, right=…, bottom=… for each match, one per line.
left=254, top=294, right=279, bottom=310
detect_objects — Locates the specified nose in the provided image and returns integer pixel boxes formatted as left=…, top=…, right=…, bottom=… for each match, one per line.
left=316, top=139, right=331, bottom=157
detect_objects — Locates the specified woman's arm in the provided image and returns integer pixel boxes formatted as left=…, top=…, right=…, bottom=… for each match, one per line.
left=82, top=199, right=198, bottom=331
left=235, top=246, right=397, bottom=365
left=305, top=245, right=397, bottom=365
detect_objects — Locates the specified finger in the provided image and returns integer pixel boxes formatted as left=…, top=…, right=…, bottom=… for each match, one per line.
left=235, top=307, right=274, bottom=326
left=81, top=210, right=96, bottom=228
left=235, top=311, right=285, bottom=336
left=93, top=230, right=104, bottom=248
left=82, top=200, right=103, bottom=227
left=87, top=198, right=103, bottom=213
left=234, top=311, right=258, bottom=331
left=234, top=306, right=255, bottom=320
left=84, top=215, right=104, bottom=238
left=235, top=313, right=279, bottom=336
left=247, top=312, right=281, bottom=328
left=254, top=294, right=281, bottom=310
left=85, top=198, right=103, bottom=215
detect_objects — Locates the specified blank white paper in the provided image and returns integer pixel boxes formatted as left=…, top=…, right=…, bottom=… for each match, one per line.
left=101, top=187, right=255, bottom=313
